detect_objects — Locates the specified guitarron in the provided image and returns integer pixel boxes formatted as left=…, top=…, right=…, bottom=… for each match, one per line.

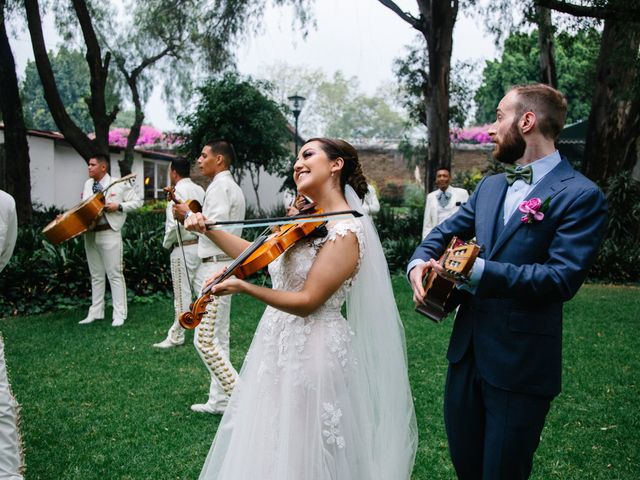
left=42, top=173, right=136, bottom=245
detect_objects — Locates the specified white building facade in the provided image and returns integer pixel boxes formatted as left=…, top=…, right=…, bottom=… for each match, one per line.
left=0, top=126, right=287, bottom=212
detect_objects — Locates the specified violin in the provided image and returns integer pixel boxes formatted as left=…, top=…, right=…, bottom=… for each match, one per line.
left=415, top=237, right=481, bottom=323
left=179, top=200, right=329, bottom=330
left=164, top=185, right=202, bottom=221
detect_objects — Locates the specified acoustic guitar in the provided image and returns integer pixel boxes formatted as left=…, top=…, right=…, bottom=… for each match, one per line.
left=415, top=237, right=481, bottom=323
left=42, top=174, right=137, bottom=245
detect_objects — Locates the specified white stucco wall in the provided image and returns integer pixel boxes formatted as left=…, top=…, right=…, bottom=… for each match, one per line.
left=2, top=129, right=289, bottom=212
left=52, top=143, right=91, bottom=207
left=239, top=168, right=288, bottom=212
left=0, top=130, right=163, bottom=209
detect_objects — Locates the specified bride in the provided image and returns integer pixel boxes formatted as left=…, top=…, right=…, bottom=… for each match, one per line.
left=185, top=138, right=417, bottom=479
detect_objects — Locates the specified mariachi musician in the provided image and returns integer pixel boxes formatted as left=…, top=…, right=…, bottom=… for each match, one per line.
left=153, top=157, right=205, bottom=348
left=79, top=154, right=142, bottom=327
left=174, top=140, right=245, bottom=415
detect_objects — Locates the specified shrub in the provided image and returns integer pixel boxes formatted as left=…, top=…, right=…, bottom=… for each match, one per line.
left=403, top=183, right=426, bottom=210
left=0, top=209, right=172, bottom=317
left=374, top=203, right=423, bottom=272
left=590, top=174, right=640, bottom=282
left=380, top=179, right=406, bottom=206
left=452, top=168, right=484, bottom=193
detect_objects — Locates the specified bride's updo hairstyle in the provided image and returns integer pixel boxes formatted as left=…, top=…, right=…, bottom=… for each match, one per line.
left=306, top=138, right=369, bottom=200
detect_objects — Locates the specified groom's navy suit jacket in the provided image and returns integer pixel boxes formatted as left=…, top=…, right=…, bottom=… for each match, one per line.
left=410, top=158, right=607, bottom=397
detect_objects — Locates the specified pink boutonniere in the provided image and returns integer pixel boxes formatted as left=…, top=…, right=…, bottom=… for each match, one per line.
left=518, top=196, right=551, bottom=224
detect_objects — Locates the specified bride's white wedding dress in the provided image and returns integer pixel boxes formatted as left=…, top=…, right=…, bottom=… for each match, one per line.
left=200, top=188, right=417, bottom=480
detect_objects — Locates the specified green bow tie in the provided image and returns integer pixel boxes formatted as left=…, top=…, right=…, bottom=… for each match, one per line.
left=505, top=165, right=533, bottom=186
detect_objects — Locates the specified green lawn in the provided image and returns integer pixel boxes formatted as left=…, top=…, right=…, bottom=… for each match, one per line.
left=1, top=281, right=638, bottom=479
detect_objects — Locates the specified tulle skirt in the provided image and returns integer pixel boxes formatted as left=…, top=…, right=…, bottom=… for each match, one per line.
left=198, top=307, right=376, bottom=480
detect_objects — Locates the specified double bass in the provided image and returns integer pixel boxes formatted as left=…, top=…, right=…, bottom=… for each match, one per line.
left=42, top=174, right=136, bottom=245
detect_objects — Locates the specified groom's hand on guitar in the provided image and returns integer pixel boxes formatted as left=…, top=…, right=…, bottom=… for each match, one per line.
left=409, top=261, right=431, bottom=306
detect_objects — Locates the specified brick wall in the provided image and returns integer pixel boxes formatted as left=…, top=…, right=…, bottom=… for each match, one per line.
left=358, top=143, right=494, bottom=192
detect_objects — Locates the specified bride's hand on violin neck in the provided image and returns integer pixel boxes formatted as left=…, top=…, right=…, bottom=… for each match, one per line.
left=184, top=212, right=208, bottom=233
left=203, top=267, right=228, bottom=290
left=209, top=277, right=246, bottom=296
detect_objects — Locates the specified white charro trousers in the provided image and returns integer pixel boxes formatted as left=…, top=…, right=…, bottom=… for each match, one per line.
left=165, top=244, right=202, bottom=344
left=0, top=335, right=24, bottom=479
left=193, top=259, right=237, bottom=409
left=83, top=230, right=127, bottom=321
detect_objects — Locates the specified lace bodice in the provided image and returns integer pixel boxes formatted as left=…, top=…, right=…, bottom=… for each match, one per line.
left=267, top=219, right=365, bottom=319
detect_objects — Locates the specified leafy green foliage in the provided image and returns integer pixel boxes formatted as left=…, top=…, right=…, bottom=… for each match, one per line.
left=590, top=174, right=640, bottom=282
left=317, top=73, right=406, bottom=139
left=0, top=208, right=171, bottom=317
left=475, top=28, right=601, bottom=125
left=260, top=64, right=407, bottom=140
left=374, top=203, right=425, bottom=272
left=452, top=167, right=484, bottom=193
left=21, top=46, right=120, bottom=133
left=394, top=39, right=479, bottom=129
left=178, top=73, right=292, bottom=185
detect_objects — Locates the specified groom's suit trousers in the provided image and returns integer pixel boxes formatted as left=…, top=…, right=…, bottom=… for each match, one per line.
left=444, top=347, right=551, bottom=480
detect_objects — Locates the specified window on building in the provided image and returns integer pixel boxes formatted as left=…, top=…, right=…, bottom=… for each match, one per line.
left=143, top=159, right=170, bottom=200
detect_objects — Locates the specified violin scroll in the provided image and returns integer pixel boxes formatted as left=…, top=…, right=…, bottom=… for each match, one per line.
left=178, top=294, right=215, bottom=329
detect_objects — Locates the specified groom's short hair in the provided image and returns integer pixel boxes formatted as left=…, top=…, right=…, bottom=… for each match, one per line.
left=509, top=83, right=568, bottom=141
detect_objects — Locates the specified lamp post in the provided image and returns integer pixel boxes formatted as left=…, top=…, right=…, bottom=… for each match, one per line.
left=287, top=94, right=306, bottom=157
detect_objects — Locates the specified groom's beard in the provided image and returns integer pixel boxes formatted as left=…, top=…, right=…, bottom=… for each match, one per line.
left=492, top=119, right=526, bottom=165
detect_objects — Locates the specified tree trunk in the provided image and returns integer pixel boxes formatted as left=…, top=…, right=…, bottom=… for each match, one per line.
left=378, top=0, right=458, bottom=192
left=536, top=5, right=558, bottom=88
left=24, top=0, right=97, bottom=162
left=583, top=17, right=640, bottom=182
left=120, top=75, right=144, bottom=176
left=248, top=164, right=262, bottom=213
left=70, top=0, right=115, bottom=161
left=423, top=0, right=457, bottom=192
left=116, top=46, right=173, bottom=176
left=24, top=0, right=115, bottom=166
left=0, top=0, right=32, bottom=224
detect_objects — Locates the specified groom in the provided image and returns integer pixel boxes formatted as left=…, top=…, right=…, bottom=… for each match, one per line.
left=408, top=84, right=607, bottom=479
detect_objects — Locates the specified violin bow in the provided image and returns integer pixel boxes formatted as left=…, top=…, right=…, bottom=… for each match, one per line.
left=203, top=210, right=363, bottom=231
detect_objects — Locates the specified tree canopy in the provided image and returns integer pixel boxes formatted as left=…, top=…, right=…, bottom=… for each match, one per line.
left=260, top=64, right=407, bottom=140
left=474, top=27, right=601, bottom=125
left=178, top=73, right=292, bottom=210
left=21, top=46, right=120, bottom=133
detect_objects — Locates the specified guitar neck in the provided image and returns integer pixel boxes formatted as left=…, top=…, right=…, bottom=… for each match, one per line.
left=104, top=173, right=136, bottom=194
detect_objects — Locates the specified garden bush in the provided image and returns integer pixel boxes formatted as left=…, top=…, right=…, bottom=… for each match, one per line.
left=374, top=203, right=424, bottom=272
left=590, top=173, right=640, bottom=282
left=0, top=208, right=171, bottom=317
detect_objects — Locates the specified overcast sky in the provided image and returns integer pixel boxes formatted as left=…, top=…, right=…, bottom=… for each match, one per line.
left=10, top=0, right=496, bottom=131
